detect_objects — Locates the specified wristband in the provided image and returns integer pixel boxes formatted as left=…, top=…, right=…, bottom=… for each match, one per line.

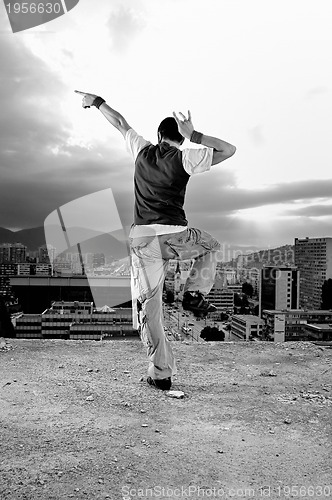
left=92, top=96, right=106, bottom=109
left=190, top=130, right=203, bottom=144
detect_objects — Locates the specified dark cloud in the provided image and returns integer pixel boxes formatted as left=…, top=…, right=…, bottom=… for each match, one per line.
left=283, top=204, right=332, bottom=218
left=187, top=178, right=332, bottom=216
left=107, top=6, right=145, bottom=53
left=184, top=176, right=332, bottom=247
left=0, top=34, right=135, bottom=229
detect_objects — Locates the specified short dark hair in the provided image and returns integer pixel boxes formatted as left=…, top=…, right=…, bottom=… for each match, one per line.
left=158, top=117, right=184, bottom=145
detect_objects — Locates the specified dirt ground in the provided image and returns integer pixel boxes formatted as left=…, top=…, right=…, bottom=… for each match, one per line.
left=0, top=338, right=331, bottom=500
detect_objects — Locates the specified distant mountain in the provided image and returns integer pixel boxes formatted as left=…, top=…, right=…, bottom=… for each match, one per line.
left=0, top=227, right=45, bottom=249
left=225, top=244, right=295, bottom=268
left=0, top=227, right=16, bottom=242
left=0, top=226, right=129, bottom=259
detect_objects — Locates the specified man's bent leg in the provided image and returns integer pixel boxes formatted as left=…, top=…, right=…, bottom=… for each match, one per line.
left=162, top=228, right=221, bottom=295
left=185, top=250, right=220, bottom=294
left=130, top=235, right=176, bottom=381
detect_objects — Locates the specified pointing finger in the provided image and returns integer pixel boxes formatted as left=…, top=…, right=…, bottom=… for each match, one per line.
left=179, top=112, right=186, bottom=121
left=74, top=90, right=86, bottom=95
left=188, top=110, right=191, bottom=121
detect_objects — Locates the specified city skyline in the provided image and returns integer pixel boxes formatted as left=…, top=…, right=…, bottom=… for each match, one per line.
left=1, top=0, right=332, bottom=248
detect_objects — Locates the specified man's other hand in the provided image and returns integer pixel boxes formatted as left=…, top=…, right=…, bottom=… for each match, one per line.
left=173, top=110, right=194, bottom=140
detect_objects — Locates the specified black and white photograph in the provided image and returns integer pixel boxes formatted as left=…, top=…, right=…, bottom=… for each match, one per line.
left=0, top=1, right=331, bottom=498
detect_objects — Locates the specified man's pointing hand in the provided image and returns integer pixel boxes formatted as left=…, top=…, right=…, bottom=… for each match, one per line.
left=75, top=90, right=97, bottom=109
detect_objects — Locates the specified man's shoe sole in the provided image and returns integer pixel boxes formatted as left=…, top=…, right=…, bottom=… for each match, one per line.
left=183, top=303, right=217, bottom=315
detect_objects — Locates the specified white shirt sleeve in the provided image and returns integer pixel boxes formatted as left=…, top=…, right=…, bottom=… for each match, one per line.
left=181, top=147, right=214, bottom=175
left=125, top=128, right=151, bottom=162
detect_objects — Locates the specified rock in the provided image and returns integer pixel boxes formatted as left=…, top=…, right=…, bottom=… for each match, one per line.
left=140, top=409, right=146, bottom=413
left=260, top=370, right=277, bottom=377
left=141, top=424, right=148, bottom=427
left=87, top=368, right=94, bottom=372
left=284, top=418, right=292, bottom=424
left=217, top=449, right=224, bottom=454
left=166, top=390, right=185, bottom=399
left=86, top=395, right=94, bottom=401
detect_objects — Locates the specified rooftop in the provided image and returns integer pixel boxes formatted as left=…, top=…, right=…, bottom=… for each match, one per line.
left=1, top=338, right=331, bottom=497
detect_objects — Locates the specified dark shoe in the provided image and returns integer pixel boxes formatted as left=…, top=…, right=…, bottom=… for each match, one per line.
left=147, top=376, right=172, bottom=391
left=182, top=291, right=217, bottom=315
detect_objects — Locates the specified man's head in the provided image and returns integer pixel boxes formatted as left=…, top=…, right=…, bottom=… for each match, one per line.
left=157, top=117, right=184, bottom=145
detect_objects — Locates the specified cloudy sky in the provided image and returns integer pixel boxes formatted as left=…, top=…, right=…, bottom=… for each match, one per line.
left=1, top=0, right=332, bottom=252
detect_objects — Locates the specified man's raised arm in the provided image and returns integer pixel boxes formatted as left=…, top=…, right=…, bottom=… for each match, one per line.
left=173, top=110, right=236, bottom=165
left=75, top=91, right=131, bottom=138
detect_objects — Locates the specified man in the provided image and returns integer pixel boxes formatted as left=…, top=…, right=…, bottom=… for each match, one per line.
left=75, top=90, right=236, bottom=391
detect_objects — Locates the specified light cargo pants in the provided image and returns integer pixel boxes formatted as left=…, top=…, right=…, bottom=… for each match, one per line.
left=129, top=226, right=221, bottom=381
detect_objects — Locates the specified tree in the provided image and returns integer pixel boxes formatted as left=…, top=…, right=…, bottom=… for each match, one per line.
left=0, top=295, right=15, bottom=338
left=242, top=282, right=253, bottom=297
left=165, top=290, right=175, bottom=304
left=234, top=293, right=242, bottom=306
left=321, top=279, right=332, bottom=309
left=200, top=326, right=225, bottom=341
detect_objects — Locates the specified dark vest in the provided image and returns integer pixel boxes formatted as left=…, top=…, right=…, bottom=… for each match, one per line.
left=134, top=142, right=190, bottom=226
